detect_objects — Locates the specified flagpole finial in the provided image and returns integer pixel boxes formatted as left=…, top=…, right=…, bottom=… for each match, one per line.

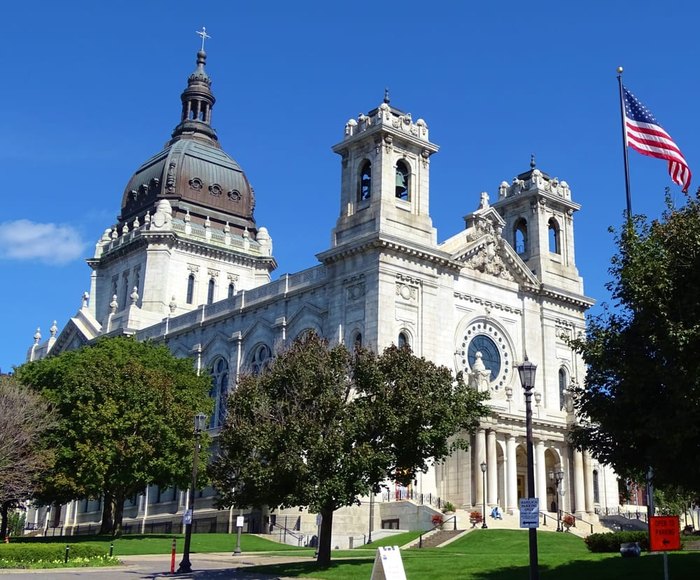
left=617, top=66, right=624, bottom=74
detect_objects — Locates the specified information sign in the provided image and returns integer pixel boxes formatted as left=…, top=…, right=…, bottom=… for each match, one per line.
left=370, top=546, right=407, bottom=580
left=236, top=515, right=244, bottom=528
left=649, top=516, right=681, bottom=552
left=182, top=509, right=192, bottom=525
left=519, top=498, right=539, bottom=528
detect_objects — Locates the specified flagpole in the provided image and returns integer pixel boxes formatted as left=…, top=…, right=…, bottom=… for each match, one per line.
left=617, top=66, right=633, bottom=219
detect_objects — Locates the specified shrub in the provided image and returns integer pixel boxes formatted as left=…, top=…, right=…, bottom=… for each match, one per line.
left=584, top=531, right=649, bottom=553
left=562, top=514, right=576, bottom=529
left=431, top=514, right=444, bottom=527
left=0, top=543, right=109, bottom=565
left=469, top=511, right=483, bottom=523
left=442, top=501, right=456, bottom=514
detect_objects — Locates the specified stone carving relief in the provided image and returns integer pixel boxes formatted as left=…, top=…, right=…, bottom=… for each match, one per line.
left=347, top=281, right=365, bottom=301
left=395, top=282, right=417, bottom=301
left=463, top=240, right=514, bottom=281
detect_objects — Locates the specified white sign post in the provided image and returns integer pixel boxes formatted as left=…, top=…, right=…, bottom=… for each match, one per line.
left=519, top=498, right=540, bottom=529
left=370, top=546, right=407, bottom=580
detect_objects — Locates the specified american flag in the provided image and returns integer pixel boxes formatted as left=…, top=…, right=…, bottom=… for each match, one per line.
left=622, top=86, right=691, bottom=193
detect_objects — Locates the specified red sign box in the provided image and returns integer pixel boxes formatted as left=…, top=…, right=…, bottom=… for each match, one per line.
left=648, top=515, right=681, bottom=552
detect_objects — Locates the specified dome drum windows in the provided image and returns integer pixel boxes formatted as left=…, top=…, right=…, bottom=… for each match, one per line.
left=207, top=278, right=216, bottom=305
left=186, top=273, right=196, bottom=304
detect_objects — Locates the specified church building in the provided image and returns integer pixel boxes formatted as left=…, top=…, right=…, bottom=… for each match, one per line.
left=26, top=45, right=619, bottom=538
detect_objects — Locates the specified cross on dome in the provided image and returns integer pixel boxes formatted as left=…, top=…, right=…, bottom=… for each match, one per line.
left=196, top=26, right=211, bottom=51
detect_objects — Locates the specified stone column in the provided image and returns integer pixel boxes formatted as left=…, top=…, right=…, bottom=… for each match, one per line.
left=573, top=449, right=586, bottom=515
left=473, top=428, right=486, bottom=506
left=506, top=435, right=517, bottom=513
left=536, top=440, right=547, bottom=503
left=487, top=430, right=498, bottom=506
left=583, top=451, right=595, bottom=514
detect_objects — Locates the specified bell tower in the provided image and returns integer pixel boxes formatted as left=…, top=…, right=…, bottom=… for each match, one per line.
left=330, top=94, right=439, bottom=247
left=491, top=160, right=583, bottom=293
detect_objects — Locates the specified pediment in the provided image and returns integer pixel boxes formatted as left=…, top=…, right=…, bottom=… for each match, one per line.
left=51, top=317, right=93, bottom=356
left=451, top=217, right=539, bottom=288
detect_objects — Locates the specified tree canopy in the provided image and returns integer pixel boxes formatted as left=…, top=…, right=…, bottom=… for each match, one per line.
left=0, top=374, right=55, bottom=538
left=569, top=192, right=700, bottom=492
left=15, top=337, right=212, bottom=535
left=209, top=332, right=488, bottom=565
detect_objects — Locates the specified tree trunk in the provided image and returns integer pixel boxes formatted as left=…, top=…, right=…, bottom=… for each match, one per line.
left=99, top=492, right=115, bottom=535
left=112, top=495, right=125, bottom=537
left=0, top=500, right=9, bottom=539
left=316, top=507, right=334, bottom=567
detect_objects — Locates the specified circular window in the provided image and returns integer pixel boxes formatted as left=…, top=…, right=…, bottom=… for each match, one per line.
left=458, top=321, right=511, bottom=390
left=468, top=335, right=500, bottom=379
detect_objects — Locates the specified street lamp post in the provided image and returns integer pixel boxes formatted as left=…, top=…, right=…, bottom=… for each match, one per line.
left=518, top=358, right=539, bottom=580
left=550, top=470, right=564, bottom=532
left=367, top=489, right=375, bottom=543
left=177, top=412, right=207, bottom=574
left=480, top=461, right=488, bottom=529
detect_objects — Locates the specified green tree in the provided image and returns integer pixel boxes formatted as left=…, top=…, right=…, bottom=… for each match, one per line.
left=15, top=337, right=212, bottom=535
left=569, top=192, right=700, bottom=492
left=209, top=332, right=487, bottom=566
left=0, top=374, right=55, bottom=539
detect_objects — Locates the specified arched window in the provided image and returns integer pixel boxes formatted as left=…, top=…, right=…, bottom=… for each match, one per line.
left=228, top=283, right=235, bottom=298
left=207, top=278, right=215, bottom=305
left=352, top=332, right=362, bottom=349
left=186, top=274, right=195, bottom=304
left=593, top=469, right=600, bottom=504
left=395, top=160, right=410, bottom=200
left=210, top=357, right=229, bottom=428
left=250, top=344, right=272, bottom=375
left=358, top=160, right=372, bottom=201
left=398, top=332, right=409, bottom=348
left=514, top=218, right=528, bottom=254
left=558, top=367, right=568, bottom=410
left=548, top=218, right=561, bottom=254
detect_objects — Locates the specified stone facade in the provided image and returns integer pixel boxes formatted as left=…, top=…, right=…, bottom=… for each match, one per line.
left=26, top=50, right=619, bottom=542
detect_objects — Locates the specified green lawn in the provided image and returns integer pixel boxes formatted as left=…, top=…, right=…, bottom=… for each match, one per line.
left=245, top=529, right=700, bottom=580
left=11, top=530, right=700, bottom=579
left=12, top=533, right=309, bottom=557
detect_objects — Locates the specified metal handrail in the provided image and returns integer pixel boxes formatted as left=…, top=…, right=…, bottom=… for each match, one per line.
left=270, top=522, right=305, bottom=546
left=418, top=514, right=457, bottom=548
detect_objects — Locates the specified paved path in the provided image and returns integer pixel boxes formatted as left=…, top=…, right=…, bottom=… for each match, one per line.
left=0, top=552, right=316, bottom=580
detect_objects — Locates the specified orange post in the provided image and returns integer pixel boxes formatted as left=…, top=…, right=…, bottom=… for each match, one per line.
left=170, top=538, right=177, bottom=574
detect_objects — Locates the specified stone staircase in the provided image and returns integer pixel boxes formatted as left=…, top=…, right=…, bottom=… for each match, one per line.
left=409, top=528, right=465, bottom=548
left=450, top=508, right=610, bottom=538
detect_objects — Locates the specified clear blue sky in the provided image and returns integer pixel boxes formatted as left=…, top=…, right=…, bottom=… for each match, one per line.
left=1, top=1, right=698, bottom=372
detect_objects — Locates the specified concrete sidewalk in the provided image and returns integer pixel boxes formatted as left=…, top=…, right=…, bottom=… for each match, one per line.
left=0, top=552, right=317, bottom=580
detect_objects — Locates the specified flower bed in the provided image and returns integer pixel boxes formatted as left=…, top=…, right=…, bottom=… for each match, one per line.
left=0, top=544, right=118, bottom=569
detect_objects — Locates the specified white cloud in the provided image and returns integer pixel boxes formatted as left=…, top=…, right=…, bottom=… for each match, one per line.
left=0, top=220, right=87, bottom=265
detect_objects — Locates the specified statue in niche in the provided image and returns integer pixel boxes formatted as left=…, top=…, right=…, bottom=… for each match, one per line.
left=468, top=351, right=492, bottom=393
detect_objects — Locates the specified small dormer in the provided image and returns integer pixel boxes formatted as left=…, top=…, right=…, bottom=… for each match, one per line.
left=330, top=93, right=439, bottom=248
left=491, top=160, right=583, bottom=293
